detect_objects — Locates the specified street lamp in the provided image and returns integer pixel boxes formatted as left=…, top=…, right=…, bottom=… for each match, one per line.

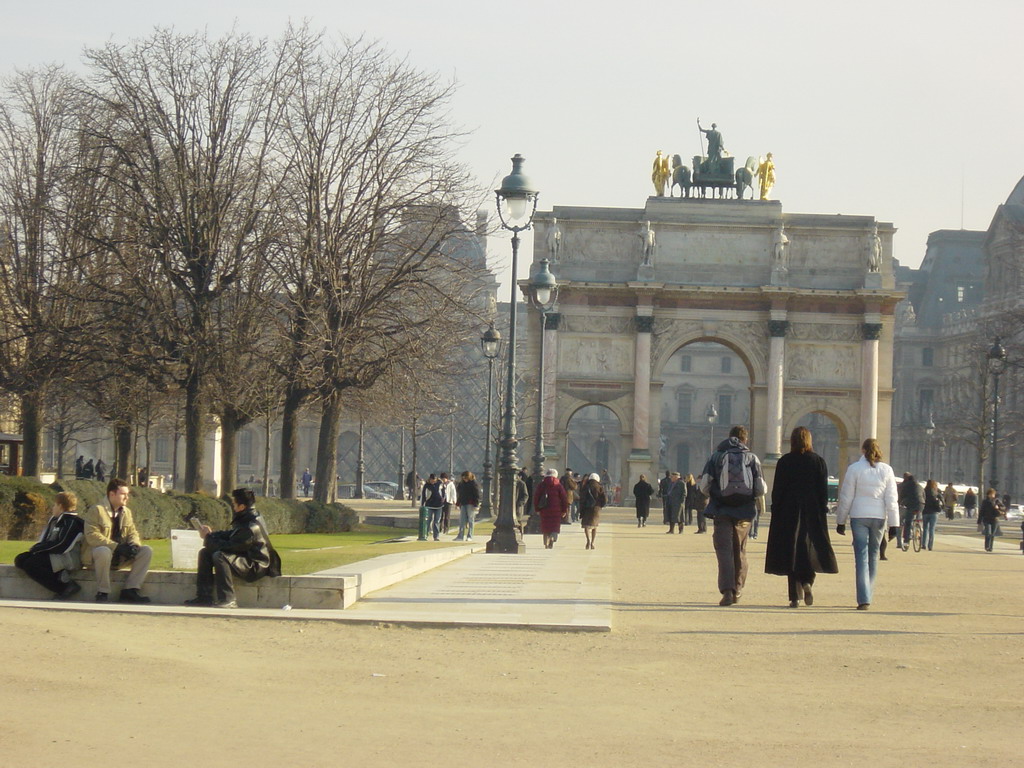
left=925, top=413, right=935, bottom=480
left=480, top=323, right=501, bottom=519
left=525, top=257, right=558, bottom=494
left=488, top=154, right=539, bottom=555
left=355, top=417, right=365, bottom=498
left=987, top=337, right=1007, bottom=491
left=706, top=402, right=719, bottom=457
left=395, top=426, right=406, bottom=501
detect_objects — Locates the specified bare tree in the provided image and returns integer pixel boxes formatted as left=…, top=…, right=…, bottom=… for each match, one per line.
left=271, top=34, right=483, bottom=502
left=78, top=28, right=291, bottom=492
left=44, top=388, right=102, bottom=478
left=0, top=66, right=95, bottom=475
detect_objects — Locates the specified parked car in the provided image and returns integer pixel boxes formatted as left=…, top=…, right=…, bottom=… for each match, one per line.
left=366, top=481, right=399, bottom=497
left=336, top=483, right=391, bottom=500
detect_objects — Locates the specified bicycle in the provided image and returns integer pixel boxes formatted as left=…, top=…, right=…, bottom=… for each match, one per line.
left=899, top=512, right=923, bottom=552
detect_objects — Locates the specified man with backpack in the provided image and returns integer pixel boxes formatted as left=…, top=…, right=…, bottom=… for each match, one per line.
left=699, top=425, right=767, bottom=606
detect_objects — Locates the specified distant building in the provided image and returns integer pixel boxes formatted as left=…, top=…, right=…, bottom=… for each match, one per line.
left=891, top=229, right=986, bottom=483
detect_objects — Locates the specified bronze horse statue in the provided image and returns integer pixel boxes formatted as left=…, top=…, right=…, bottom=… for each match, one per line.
left=670, top=154, right=691, bottom=198
left=735, top=156, right=758, bottom=200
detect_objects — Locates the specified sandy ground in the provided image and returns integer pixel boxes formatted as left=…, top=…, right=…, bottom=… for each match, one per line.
left=1, top=508, right=1021, bottom=767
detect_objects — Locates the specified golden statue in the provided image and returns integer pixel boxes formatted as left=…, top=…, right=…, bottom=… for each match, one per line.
left=757, top=152, right=776, bottom=200
left=651, top=150, right=670, bottom=196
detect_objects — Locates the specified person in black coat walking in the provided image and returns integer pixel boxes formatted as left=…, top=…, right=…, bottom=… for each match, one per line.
left=633, top=474, right=655, bottom=527
left=765, top=426, right=839, bottom=607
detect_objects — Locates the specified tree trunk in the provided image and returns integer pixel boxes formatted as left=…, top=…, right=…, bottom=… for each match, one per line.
left=20, top=390, right=44, bottom=477
left=183, top=371, right=205, bottom=493
left=55, top=423, right=67, bottom=479
left=279, top=384, right=304, bottom=499
left=410, top=417, right=418, bottom=508
left=219, top=406, right=245, bottom=496
left=313, top=389, right=343, bottom=504
left=115, top=424, right=132, bottom=481
left=263, top=414, right=272, bottom=497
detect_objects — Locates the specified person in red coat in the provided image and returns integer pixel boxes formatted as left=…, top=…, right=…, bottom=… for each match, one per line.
left=535, top=468, right=569, bottom=549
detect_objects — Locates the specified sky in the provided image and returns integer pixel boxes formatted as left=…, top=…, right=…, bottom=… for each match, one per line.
left=2, top=0, right=1021, bottom=294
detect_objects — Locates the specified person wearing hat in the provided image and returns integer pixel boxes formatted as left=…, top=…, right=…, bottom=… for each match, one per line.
left=579, top=473, right=608, bottom=550
left=534, top=468, right=569, bottom=549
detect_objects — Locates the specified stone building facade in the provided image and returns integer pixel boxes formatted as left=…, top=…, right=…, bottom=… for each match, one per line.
left=522, top=197, right=902, bottom=491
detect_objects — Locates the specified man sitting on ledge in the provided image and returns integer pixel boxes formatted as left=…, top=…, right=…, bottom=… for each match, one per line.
left=83, top=479, right=153, bottom=603
left=185, top=488, right=281, bottom=609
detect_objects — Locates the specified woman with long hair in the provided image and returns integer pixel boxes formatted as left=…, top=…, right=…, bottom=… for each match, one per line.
left=922, top=478, right=942, bottom=551
left=765, top=427, right=838, bottom=607
left=835, top=438, right=900, bottom=610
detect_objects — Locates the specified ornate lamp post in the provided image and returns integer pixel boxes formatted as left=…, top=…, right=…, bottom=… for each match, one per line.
left=988, top=337, right=1007, bottom=490
left=395, top=426, right=406, bottom=501
left=487, top=154, right=538, bottom=555
left=479, top=324, right=501, bottom=518
left=525, top=258, right=558, bottom=492
left=353, top=417, right=365, bottom=498
left=925, top=413, right=935, bottom=479
left=706, top=402, right=719, bottom=458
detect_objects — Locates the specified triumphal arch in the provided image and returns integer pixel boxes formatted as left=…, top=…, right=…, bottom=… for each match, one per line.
left=526, top=193, right=902, bottom=489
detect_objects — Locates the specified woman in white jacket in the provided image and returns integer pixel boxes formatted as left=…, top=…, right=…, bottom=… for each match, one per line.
left=834, top=438, right=900, bottom=610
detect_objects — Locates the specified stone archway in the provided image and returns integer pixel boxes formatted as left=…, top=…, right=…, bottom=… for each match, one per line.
left=783, top=407, right=857, bottom=483
left=565, top=404, right=624, bottom=491
left=519, top=196, right=902, bottom=496
left=656, top=340, right=754, bottom=478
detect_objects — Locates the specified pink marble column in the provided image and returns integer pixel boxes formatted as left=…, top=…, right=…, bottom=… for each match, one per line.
left=542, top=314, right=559, bottom=438
left=632, top=316, right=654, bottom=452
left=766, top=320, right=789, bottom=458
left=860, top=322, right=881, bottom=441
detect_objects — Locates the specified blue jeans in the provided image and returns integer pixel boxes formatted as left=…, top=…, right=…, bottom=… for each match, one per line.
left=982, top=521, right=997, bottom=551
left=922, top=512, right=938, bottom=550
left=456, top=504, right=477, bottom=540
left=426, top=507, right=443, bottom=540
left=851, top=518, right=884, bottom=606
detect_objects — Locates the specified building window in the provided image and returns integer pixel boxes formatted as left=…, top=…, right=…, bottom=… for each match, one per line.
left=677, top=390, right=692, bottom=423
left=675, top=443, right=690, bottom=474
left=922, top=348, right=934, bottom=367
left=721, top=357, right=732, bottom=374
left=956, top=284, right=966, bottom=303
left=154, top=436, right=170, bottom=464
left=239, top=429, right=253, bottom=466
left=718, top=393, right=733, bottom=426
left=680, top=355, right=691, bottom=372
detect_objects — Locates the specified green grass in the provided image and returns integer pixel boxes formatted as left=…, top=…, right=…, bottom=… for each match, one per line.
left=0, top=522, right=493, bottom=576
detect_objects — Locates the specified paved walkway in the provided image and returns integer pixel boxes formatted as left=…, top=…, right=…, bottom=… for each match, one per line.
left=344, top=523, right=611, bottom=630
left=4, top=504, right=1018, bottom=629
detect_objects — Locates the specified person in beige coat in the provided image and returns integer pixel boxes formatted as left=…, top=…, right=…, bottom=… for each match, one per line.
left=82, top=478, right=153, bottom=603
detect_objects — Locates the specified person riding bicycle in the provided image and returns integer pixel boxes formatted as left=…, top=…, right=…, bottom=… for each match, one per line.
left=898, top=472, right=925, bottom=548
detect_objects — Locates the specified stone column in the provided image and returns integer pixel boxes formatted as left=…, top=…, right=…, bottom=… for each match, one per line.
left=542, top=313, right=560, bottom=455
left=861, top=322, right=882, bottom=442
left=631, top=315, right=654, bottom=456
left=766, top=319, right=789, bottom=459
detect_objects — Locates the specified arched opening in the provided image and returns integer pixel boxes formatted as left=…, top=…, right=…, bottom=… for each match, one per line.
left=566, top=404, right=622, bottom=490
left=802, top=412, right=841, bottom=477
left=659, top=341, right=752, bottom=476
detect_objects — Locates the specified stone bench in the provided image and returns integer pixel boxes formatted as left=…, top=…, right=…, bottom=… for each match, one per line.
left=0, top=564, right=355, bottom=609
left=0, top=543, right=477, bottom=610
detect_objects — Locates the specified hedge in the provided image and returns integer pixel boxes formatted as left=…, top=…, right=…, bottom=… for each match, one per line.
left=0, top=476, right=359, bottom=541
